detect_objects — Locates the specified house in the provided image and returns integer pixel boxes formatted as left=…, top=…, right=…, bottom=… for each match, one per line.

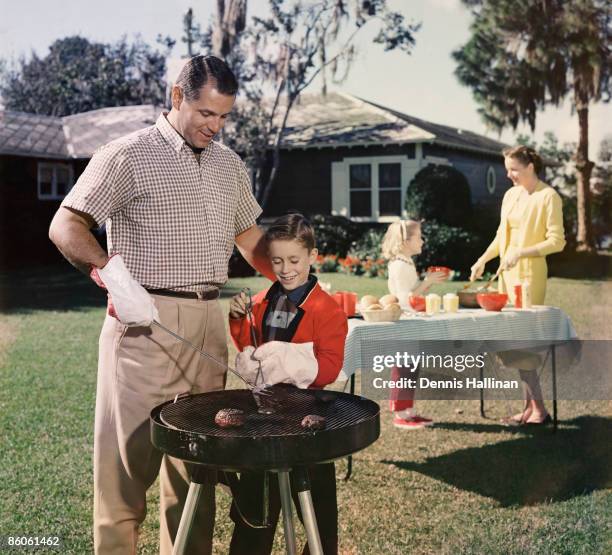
left=265, top=92, right=509, bottom=227
left=0, top=93, right=509, bottom=269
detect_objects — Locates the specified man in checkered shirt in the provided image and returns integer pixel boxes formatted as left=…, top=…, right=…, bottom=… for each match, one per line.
left=49, top=55, right=274, bottom=555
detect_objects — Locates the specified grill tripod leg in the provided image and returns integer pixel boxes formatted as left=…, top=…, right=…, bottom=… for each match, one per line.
left=172, top=468, right=215, bottom=555
left=278, top=471, right=297, bottom=555
left=293, top=467, right=324, bottom=555
left=172, top=481, right=202, bottom=555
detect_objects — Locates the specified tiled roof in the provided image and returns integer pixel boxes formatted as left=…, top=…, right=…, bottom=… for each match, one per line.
left=0, top=92, right=508, bottom=158
left=0, top=111, right=69, bottom=158
left=281, top=92, right=508, bottom=155
left=63, top=105, right=163, bottom=158
left=281, top=92, right=435, bottom=148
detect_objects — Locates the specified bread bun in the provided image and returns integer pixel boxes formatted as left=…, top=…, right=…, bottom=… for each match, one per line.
left=386, top=303, right=402, bottom=316
left=380, top=294, right=399, bottom=307
left=366, top=303, right=383, bottom=311
left=360, top=295, right=379, bottom=308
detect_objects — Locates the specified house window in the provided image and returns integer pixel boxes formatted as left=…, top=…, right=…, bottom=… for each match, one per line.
left=486, top=166, right=496, bottom=194
left=378, top=163, right=401, bottom=216
left=349, top=164, right=372, bottom=217
left=331, top=155, right=420, bottom=222
left=37, top=162, right=74, bottom=200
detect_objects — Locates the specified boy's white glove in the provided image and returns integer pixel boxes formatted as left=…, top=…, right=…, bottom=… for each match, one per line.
left=235, top=346, right=262, bottom=384
left=91, top=254, right=159, bottom=327
left=252, top=341, right=318, bottom=389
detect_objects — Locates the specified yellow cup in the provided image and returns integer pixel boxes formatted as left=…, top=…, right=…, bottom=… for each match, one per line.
left=425, top=294, right=441, bottom=315
left=443, top=293, right=459, bottom=313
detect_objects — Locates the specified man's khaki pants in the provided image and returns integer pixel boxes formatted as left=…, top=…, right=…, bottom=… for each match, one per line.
left=93, top=294, right=227, bottom=554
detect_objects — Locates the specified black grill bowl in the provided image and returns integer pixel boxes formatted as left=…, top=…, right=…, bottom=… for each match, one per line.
left=150, top=387, right=380, bottom=470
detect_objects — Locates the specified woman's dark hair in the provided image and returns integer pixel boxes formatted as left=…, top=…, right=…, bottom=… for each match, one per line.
left=175, top=55, right=238, bottom=100
left=264, top=213, right=316, bottom=251
left=502, top=145, right=543, bottom=174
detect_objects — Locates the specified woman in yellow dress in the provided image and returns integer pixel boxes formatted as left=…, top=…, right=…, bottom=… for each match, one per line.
left=470, top=146, right=566, bottom=424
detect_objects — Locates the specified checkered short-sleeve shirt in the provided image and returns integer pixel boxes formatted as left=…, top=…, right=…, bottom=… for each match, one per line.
left=62, top=113, right=262, bottom=291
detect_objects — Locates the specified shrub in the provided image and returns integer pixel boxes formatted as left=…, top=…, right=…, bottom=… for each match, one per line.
left=416, top=221, right=484, bottom=275
left=405, top=165, right=473, bottom=228
left=337, top=256, right=365, bottom=276
left=311, top=214, right=362, bottom=257
left=348, top=228, right=386, bottom=261
left=313, top=254, right=340, bottom=273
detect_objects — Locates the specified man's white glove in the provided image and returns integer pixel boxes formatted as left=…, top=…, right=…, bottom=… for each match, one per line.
left=91, top=254, right=159, bottom=327
left=235, top=346, right=263, bottom=385
left=252, top=341, right=318, bottom=389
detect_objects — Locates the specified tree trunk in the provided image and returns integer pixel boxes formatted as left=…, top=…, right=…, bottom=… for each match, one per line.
left=259, top=93, right=297, bottom=210
left=575, top=101, right=595, bottom=252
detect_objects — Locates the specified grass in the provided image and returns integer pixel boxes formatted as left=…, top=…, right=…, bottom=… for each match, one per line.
left=0, top=265, right=610, bottom=554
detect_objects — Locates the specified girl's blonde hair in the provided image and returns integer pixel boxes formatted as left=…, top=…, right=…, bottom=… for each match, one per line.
left=381, top=219, right=421, bottom=260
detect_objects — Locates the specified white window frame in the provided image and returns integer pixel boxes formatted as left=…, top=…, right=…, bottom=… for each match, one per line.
left=37, top=162, right=74, bottom=201
left=331, top=155, right=421, bottom=223
left=486, top=165, right=497, bottom=194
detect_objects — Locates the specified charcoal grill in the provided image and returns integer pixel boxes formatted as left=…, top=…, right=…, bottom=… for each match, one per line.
left=150, top=385, right=380, bottom=555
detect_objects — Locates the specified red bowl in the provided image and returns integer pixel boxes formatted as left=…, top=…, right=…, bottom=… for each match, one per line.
left=476, top=292, right=508, bottom=311
left=427, top=266, right=452, bottom=279
left=408, top=295, right=426, bottom=312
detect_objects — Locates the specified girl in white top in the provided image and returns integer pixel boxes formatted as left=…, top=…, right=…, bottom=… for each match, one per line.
left=383, top=220, right=447, bottom=305
left=381, top=220, right=447, bottom=429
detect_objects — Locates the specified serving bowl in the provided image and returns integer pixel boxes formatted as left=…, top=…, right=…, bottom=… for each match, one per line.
left=457, top=290, right=480, bottom=308
left=427, top=266, right=452, bottom=279
left=476, top=292, right=508, bottom=311
left=408, top=295, right=426, bottom=312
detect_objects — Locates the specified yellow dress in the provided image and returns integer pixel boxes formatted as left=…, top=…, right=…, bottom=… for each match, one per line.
left=502, top=190, right=547, bottom=304
left=478, top=181, right=566, bottom=306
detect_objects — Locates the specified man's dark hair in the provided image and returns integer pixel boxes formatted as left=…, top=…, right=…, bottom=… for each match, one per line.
left=175, top=55, right=238, bottom=100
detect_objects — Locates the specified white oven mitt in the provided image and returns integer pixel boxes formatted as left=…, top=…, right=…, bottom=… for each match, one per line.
left=252, top=341, right=318, bottom=389
left=235, top=346, right=263, bottom=384
left=91, top=254, right=159, bottom=327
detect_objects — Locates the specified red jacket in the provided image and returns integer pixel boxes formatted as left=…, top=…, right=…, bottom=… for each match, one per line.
left=230, top=279, right=348, bottom=388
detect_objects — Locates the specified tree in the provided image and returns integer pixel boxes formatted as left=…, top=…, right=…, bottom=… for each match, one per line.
left=1, top=36, right=173, bottom=117
left=183, top=8, right=202, bottom=57
left=194, top=0, right=420, bottom=207
left=592, top=136, right=612, bottom=247
left=453, top=0, right=611, bottom=252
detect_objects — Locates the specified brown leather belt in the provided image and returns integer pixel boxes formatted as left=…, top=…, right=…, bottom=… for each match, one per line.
left=147, top=288, right=220, bottom=300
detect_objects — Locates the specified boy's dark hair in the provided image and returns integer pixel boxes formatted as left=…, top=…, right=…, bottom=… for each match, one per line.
left=175, top=55, right=238, bottom=100
left=264, top=213, right=316, bottom=251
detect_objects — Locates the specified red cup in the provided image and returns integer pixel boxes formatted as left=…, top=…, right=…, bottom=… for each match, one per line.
left=427, top=266, right=452, bottom=279
left=343, top=291, right=358, bottom=316
left=408, top=295, right=426, bottom=312
left=514, top=285, right=522, bottom=308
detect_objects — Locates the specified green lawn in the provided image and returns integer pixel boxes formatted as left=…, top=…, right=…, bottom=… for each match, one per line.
left=0, top=268, right=610, bottom=554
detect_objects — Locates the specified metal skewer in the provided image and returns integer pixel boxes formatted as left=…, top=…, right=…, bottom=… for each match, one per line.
left=152, top=320, right=271, bottom=395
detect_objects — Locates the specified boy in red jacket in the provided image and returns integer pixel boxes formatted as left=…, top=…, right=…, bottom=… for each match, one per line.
left=228, top=213, right=347, bottom=555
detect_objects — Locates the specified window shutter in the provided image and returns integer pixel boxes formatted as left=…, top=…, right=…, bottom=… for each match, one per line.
left=331, top=161, right=349, bottom=217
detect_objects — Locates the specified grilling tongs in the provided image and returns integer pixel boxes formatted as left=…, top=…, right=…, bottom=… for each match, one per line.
left=152, top=320, right=272, bottom=397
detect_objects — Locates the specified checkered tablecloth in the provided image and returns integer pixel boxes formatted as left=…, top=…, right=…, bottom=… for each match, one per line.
left=340, top=306, right=578, bottom=378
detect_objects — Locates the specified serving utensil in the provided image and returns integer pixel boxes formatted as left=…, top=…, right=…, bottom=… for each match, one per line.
left=240, top=287, right=275, bottom=413
left=478, top=266, right=503, bottom=291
